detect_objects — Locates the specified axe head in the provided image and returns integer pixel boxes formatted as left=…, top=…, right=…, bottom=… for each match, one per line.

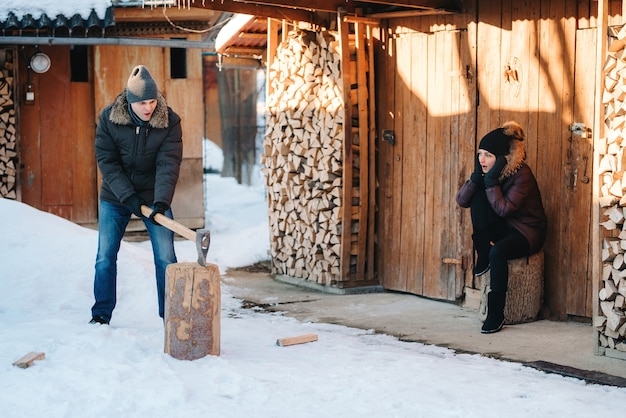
left=195, top=229, right=211, bottom=267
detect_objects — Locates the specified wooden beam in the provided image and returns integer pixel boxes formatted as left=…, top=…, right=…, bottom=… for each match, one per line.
left=189, top=1, right=317, bottom=24
left=593, top=0, right=609, bottom=356
left=238, top=32, right=268, bottom=39
left=222, top=46, right=267, bottom=55
left=116, top=0, right=460, bottom=24
left=366, top=23, right=376, bottom=281
left=114, top=6, right=220, bottom=22
left=344, top=16, right=380, bottom=25
left=231, top=0, right=460, bottom=13
left=356, top=20, right=369, bottom=280
left=358, top=0, right=460, bottom=9
left=266, top=17, right=281, bottom=93
left=367, top=8, right=456, bottom=19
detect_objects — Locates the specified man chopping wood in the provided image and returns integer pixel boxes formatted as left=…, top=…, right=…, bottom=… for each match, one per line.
left=90, top=65, right=183, bottom=325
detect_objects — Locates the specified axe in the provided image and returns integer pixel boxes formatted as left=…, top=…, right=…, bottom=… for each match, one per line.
left=140, top=205, right=210, bottom=267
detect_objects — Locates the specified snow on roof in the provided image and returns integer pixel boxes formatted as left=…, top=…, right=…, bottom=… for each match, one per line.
left=0, top=0, right=114, bottom=21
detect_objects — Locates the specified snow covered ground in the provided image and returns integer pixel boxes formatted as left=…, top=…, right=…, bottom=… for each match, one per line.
left=2, top=170, right=626, bottom=417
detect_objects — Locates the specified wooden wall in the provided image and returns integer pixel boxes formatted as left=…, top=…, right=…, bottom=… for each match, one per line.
left=374, top=0, right=625, bottom=320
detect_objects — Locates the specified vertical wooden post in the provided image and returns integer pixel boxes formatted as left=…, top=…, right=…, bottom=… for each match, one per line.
left=593, top=0, right=608, bottom=356
left=266, top=17, right=280, bottom=99
left=366, top=23, right=377, bottom=282
left=164, top=262, right=221, bottom=360
left=338, top=11, right=354, bottom=280
left=355, top=19, right=369, bottom=281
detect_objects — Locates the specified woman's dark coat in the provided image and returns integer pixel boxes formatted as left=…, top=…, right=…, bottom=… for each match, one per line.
left=456, top=136, right=547, bottom=252
left=95, top=89, right=183, bottom=207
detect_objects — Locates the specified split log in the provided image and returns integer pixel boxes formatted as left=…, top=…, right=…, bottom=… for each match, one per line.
left=276, top=333, right=318, bottom=346
left=619, top=278, right=626, bottom=297
left=600, top=278, right=619, bottom=301
left=12, top=352, right=45, bottom=368
left=164, top=262, right=221, bottom=360
left=604, top=205, right=625, bottom=223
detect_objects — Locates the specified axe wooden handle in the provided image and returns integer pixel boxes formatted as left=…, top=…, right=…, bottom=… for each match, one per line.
left=140, top=205, right=195, bottom=242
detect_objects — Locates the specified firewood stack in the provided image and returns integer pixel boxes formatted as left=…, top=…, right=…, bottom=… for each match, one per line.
left=597, top=27, right=626, bottom=356
left=0, top=49, right=17, bottom=200
left=262, top=30, right=346, bottom=285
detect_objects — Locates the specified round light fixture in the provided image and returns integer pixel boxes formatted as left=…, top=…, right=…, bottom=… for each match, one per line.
left=30, top=52, right=51, bottom=74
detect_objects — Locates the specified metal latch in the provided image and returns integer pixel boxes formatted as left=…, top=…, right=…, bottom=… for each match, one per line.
left=382, top=130, right=395, bottom=145
left=569, top=123, right=587, bottom=138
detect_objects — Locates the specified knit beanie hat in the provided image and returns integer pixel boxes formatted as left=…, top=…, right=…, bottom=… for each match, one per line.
left=478, top=128, right=511, bottom=157
left=126, top=65, right=158, bottom=103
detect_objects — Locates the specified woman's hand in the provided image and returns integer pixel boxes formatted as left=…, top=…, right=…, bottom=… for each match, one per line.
left=484, top=156, right=507, bottom=188
left=470, top=154, right=484, bottom=185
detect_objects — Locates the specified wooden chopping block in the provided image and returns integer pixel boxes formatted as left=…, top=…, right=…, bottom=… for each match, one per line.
left=164, top=262, right=221, bottom=360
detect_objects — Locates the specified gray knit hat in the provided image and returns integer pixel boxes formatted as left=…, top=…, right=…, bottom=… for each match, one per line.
left=126, top=65, right=158, bottom=103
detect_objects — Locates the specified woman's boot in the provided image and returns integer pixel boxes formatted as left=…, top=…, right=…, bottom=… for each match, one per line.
left=472, top=231, right=491, bottom=276
left=481, top=291, right=506, bottom=334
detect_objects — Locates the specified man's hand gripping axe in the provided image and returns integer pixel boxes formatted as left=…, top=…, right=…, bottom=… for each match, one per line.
left=140, top=205, right=210, bottom=266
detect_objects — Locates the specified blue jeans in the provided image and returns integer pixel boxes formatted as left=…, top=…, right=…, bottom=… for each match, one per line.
left=91, top=200, right=177, bottom=322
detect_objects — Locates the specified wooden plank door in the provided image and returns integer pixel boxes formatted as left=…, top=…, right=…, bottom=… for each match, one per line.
left=19, top=45, right=97, bottom=224
left=560, top=27, right=596, bottom=318
left=377, top=28, right=476, bottom=301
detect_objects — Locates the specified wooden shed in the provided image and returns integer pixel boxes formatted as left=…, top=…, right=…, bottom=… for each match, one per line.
left=2, top=0, right=626, bottom=359
left=183, top=0, right=626, bottom=358
left=0, top=3, right=225, bottom=230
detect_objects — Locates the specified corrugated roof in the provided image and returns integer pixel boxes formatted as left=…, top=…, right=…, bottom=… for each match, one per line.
left=0, top=7, right=115, bottom=36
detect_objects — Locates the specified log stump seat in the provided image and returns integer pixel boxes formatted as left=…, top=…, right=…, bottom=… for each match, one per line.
left=478, top=250, right=544, bottom=325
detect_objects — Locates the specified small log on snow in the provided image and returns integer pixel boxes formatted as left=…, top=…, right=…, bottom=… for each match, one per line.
left=12, top=351, right=45, bottom=368
left=276, top=333, right=318, bottom=346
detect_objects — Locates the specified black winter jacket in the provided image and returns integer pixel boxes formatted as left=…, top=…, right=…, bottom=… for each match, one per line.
left=456, top=137, right=547, bottom=253
left=95, top=90, right=183, bottom=207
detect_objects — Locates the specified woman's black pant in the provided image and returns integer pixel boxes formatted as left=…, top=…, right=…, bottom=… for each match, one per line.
left=471, top=187, right=531, bottom=293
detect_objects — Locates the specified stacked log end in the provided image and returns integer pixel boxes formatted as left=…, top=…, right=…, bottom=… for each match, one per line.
left=262, top=30, right=345, bottom=285
left=597, top=28, right=626, bottom=354
left=0, top=49, right=17, bottom=200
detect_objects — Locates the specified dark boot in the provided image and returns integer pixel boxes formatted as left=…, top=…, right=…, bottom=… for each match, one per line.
left=481, top=291, right=505, bottom=334
left=474, top=254, right=490, bottom=276
left=472, top=231, right=491, bottom=276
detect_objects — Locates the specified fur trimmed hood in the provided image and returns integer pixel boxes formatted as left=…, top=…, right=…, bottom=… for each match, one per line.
left=501, top=138, right=525, bottom=181
left=498, top=121, right=526, bottom=182
left=108, top=89, right=170, bottom=129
